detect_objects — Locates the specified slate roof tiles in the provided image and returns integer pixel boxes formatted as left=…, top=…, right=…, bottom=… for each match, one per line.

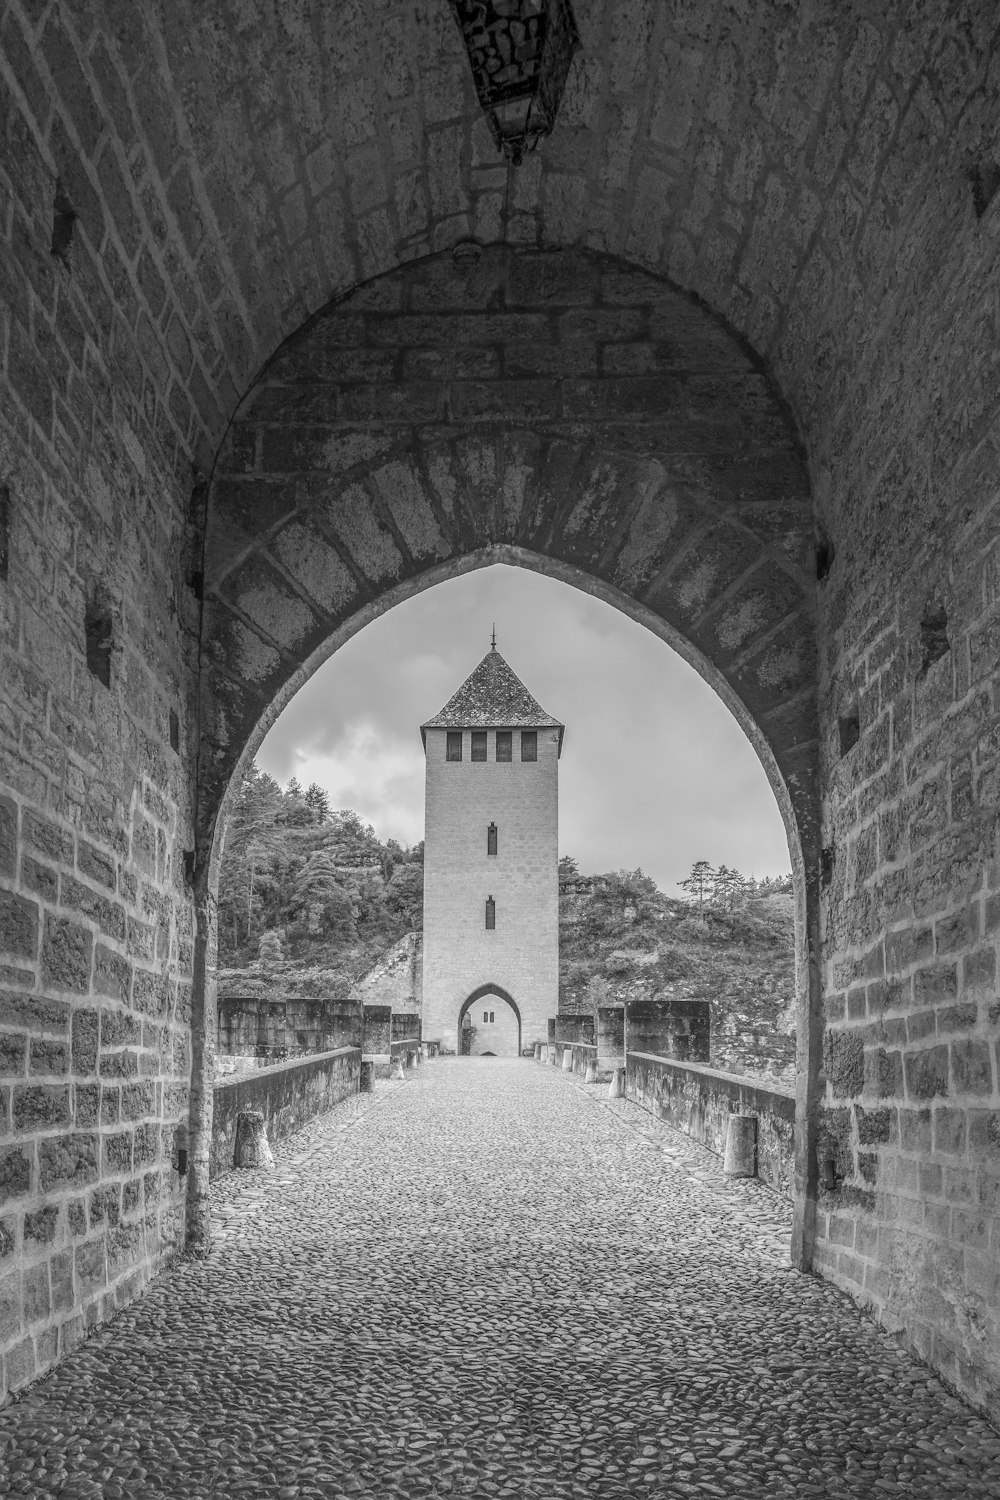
left=422, top=648, right=563, bottom=741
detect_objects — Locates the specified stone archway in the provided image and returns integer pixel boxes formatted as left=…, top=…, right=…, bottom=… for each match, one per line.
left=188, top=245, right=820, bottom=1272
left=458, top=985, right=523, bottom=1059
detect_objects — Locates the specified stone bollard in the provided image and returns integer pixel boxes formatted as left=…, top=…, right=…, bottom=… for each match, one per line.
left=392, top=1057, right=406, bottom=1081
left=534, top=1042, right=542, bottom=1062
left=724, top=1115, right=757, bottom=1177
left=405, top=1049, right=416, bottom=1070
left=548, top=1045, right=558, bottom=1065
left=360, top=1061, right=375, bottom=1093
left=420, top=1043, right=430, bottom=1063
left=585, top=1060, right=598, bottom=1084
left=561, top=1048, right=574, bottom=1071
left=234, top=1110, right=274, bottom=1170
left=608, top=1067, right=625, bottom=1100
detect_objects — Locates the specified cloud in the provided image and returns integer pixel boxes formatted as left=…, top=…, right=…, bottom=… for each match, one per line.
left=256, top=564, right=792, bottom=889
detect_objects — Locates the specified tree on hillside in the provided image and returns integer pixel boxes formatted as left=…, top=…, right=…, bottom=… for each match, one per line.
left=559, top=854, right=579, bottom=877
left=679, top=859, right=715, bottom=908
left=346, top=868, right=387, bottom=928
left=283, top=778, right=316, bottom=828
left=288, top=851, right=357, bottom=939
left=605, top=868, right=657, bottom=915
left=714, top=864, right=748, bottom=911
left=258, top=929, right=285, bottom=965
left=386, top=861, right=424, bottom=928
left=304, top=782, right=331, bottom=823
left=217, top=765, right=288, bottom=953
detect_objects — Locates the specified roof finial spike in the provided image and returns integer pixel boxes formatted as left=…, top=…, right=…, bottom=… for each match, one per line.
left=491, top=622, right=496, bottom=650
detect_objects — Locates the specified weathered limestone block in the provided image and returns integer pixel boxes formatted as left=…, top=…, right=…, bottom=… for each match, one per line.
left=585, top=1061, right=599, bottom=1084
left=561, top=1048, right=573, bottom=1071
left=723, top=1115, right=757, bottom=1178
left=609, top=1068, right=625, bottom=1100
left=234, top=1110, right=274, bottom=1170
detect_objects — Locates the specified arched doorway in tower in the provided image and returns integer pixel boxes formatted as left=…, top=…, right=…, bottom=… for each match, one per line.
left=458, top=986, right=522, bottom=1058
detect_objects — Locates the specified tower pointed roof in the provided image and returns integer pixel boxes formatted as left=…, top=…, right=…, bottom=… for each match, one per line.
left=421, top=646, right=564, bottom=750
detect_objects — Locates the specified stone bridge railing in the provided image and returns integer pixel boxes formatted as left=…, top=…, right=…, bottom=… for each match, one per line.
left=211, top=1047, right=361, bottom=1179
left=539, top=1006, right=795, bottom=1201
left=625, top=1052, right=795, bottom=1199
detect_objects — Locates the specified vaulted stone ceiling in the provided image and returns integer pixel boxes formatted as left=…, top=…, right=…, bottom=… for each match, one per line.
left=26, top=0, right=996, bottom=472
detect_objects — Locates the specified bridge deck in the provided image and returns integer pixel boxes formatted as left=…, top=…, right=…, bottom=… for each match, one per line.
left=1, top=1059, right=997, bottom=1498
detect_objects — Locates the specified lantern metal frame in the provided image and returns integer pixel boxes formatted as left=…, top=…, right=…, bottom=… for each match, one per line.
left=447, top=0, right=580, bottom=165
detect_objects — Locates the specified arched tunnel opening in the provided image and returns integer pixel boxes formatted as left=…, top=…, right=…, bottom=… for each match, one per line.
left=1, top=3, right=999, bottom=1482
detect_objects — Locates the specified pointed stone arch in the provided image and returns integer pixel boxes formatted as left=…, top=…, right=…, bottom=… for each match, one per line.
left=458, top=986, right=523, bottom=1058
left=189, top=246, right=821, bottom=1273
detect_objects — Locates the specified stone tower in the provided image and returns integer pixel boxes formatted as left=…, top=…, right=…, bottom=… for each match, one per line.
left=420, top=646, right=563, bottom=1057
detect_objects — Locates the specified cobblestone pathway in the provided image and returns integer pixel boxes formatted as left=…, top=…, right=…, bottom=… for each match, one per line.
left=2, top=1060, right=999, bottom=1498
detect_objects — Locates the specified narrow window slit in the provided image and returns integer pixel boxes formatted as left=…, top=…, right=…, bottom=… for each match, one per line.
left=169, top=708, right=180, bottom=753
left=838, top=708, right=859, bottom=757
left=84, top=598, right=113, bottom=687
left=920, top=601, right=949, bottom=674
left=820, top=1156, right=842, bottom=1192
left=50, top=180, right=78, bottom=261
left=487, top=823, right=497, bottom=856
left=815, top=534, right=835, bottom=582
left=485, top=895, right=495, bottom=930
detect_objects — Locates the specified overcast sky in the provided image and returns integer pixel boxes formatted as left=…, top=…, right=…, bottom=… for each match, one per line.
left=256, top=564, right=791, bottom=893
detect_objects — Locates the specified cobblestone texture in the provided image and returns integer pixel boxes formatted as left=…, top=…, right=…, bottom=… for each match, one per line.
left=1, top=1062, right=997, bottom=1499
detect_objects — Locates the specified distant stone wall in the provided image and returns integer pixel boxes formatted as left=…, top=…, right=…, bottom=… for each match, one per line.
left=626, top=1052, right=796, bottom=1200
left=218, top=995, right=362, bottom=1058
left=210, top=1048, right=361, bottom=1180
left=355, top=933, right=421, bottom=1015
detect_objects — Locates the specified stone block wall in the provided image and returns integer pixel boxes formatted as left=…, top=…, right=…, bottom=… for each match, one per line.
left=814, top=186, right=1000, bottom=1408
left=817, top=507, right=1000, bottom=1405
left=625, top=1000, right=711, bottom=1064
left=555, top=1014, right=595, bottom=1046
left=0, top=6, right=210, bottom=1402
left=218, top=995, right=363, bottom=1058
left=355, top=932, right=421, bottom=1015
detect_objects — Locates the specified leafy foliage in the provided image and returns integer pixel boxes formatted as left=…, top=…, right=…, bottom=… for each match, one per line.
left=217, top=764, right=423, bottom=979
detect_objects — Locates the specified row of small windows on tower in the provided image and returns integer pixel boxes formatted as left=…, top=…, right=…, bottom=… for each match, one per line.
left=446, top=730, right=536, bottom=762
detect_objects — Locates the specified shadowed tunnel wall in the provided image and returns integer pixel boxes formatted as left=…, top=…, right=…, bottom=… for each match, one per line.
left=0, top=0, right=998, bottom=1417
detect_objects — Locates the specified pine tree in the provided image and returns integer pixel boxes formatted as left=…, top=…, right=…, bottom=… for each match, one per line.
left=714, top=865, right=747, bottom=911
left=304, top=782, right=330, bottom=823
left=679, top=859, right=715, bottom=908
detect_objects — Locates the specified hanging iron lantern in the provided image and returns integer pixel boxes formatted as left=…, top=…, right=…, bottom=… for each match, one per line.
left=448, top=0, right=580, bottom=166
